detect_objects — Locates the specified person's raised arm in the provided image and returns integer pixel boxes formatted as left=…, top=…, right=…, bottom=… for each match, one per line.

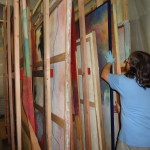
left=101, top=51, right=116, bottom=82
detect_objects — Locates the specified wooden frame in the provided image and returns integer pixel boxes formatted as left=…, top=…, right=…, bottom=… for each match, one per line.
left=77, top=0, right=92, bottom=149
left=76, top=32, right=105, bottom=150
left=72, top=51, right=84, bottom=150
left=32, top=0, right=72, bottom=149
left=87, top=32, right=105, bottom=150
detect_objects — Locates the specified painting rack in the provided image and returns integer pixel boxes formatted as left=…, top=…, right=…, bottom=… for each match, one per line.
left=0, top=0, right=130, bottom=149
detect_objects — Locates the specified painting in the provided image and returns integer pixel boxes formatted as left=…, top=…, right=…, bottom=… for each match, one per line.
left=32, top=0, right=72, bottom=149
left=84, top=2, right=113, bottom=150
left=76, top=32, right=105, bottom=150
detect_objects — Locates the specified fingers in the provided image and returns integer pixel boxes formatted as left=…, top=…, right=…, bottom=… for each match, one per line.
left=105, top=50, right=116, bottom=63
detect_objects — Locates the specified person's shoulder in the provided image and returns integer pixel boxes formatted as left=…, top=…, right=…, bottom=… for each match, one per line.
left=109, top=74, right=125, bottom=79
left=109, top=74, right=132, bottom=84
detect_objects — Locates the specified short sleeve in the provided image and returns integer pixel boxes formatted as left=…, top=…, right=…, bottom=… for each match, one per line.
left=108, top=74, right=122, bottom=92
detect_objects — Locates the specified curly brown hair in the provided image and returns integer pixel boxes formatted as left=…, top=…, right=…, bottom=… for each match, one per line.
left=125, top=51, right=150, bottom=88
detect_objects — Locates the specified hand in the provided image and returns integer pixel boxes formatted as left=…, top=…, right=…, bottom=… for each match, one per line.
left=114, top=101, right=120, bottom=113
left=105, top=50, right=116, bottom=64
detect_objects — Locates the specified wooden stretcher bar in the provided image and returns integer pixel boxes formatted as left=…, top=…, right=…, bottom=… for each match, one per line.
left=33, top=52, right=66, bottom=68
left=34, top=103, right=66, bottom=129
left=80, top=100, right=95, bottom=107
left=77, top=0, right=92, bottom=149
left=20, top=52, right=66, bottom=68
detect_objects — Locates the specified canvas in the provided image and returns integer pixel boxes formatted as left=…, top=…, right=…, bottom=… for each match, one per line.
left=84, top=2, right=113, bottom=150
left=76, top=31, right=105, bottom=150
left=32, top=0, right=72, bottom=149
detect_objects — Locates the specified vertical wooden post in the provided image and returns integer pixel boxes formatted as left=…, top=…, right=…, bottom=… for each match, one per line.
left=111, top=0, right=121, bottom=136
left=65, top=0, right=72, bottom=150
left=91, top=32, right=106, bottom=150
left=112, top=2, right=121, bottom=74
left=3, top=6, right=11, bottom=143
left=43, top=0, right=51, bottom=149
left=122, top=0, right=128, bottom=21
left=77, top=0, right=92, bottom=149
left=7, top=1, right=15, bottom=149
left=75, top=51, right=84, bottom=150
left=14, top=0, right=22, bottom=149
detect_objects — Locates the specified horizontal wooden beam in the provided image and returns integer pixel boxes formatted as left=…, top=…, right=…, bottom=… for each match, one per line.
left=0, top=20, right=5, bottom=23
left=34, top=103, right=65, bottom=129
left=33, top=52, right=66, bottom=68
left=34, top=103, right=44, bottom=113
left=51, top=113, right=65, bottom=129
left=80, top=99, right=95, bottom=107
left=20, top=53, right=65, bottom=69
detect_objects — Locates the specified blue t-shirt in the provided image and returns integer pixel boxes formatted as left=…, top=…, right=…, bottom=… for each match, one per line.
left=108, top=74, right=150, bottom=147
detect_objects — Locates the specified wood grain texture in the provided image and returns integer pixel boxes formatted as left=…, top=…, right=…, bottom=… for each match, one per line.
left=78, top=0, right=92, bottom=149
left=43, top=0, right=52, bottom=149
left=14, top=0, right=22, bottom=149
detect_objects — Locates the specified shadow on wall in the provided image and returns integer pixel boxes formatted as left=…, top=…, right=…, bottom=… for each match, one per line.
left=128, top=0, right=150, bottom=53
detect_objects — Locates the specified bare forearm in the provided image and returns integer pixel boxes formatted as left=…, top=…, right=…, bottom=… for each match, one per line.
left=101, top=62, right=112, bottom=82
